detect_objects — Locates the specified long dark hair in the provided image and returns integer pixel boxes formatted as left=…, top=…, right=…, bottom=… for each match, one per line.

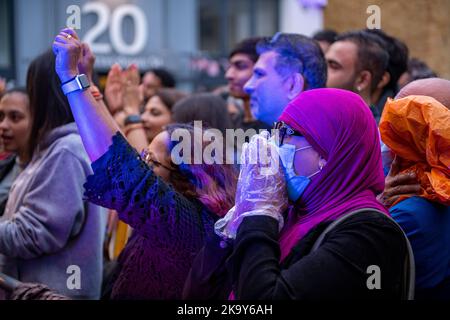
left=172, top=93, right=233, bottom=135
left=26, top=49, right=74, bottom=158
left=165, top=123, right=237, bottom=217
left=153, top=88, right=187, bottom=111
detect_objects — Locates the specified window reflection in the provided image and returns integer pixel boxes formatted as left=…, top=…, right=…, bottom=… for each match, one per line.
left=199, top=0, right=279, bottom=55
left=0, top=0, right=12, bottom=69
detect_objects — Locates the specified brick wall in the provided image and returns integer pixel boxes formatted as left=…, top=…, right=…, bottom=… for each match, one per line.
left=324, top=0, right=450, bottom=79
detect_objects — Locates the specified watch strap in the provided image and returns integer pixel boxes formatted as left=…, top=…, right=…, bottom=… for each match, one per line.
left=124, top=114, right=142, bottom=126
left=61, top=74, right=90, bottom=95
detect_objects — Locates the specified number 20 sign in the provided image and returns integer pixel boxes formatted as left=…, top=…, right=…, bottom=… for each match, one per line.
left=66, top=2, right=148, bottom=55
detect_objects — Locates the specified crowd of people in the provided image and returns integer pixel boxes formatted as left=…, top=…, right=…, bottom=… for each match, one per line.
left=0, top=25, right=448, bottom=301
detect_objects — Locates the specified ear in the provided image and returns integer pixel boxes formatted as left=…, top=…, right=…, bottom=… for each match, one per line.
left=376, top=71, right=391, bottom=90
left=354, top=70, right=372, bottom=93
left=318, top=157, right=327, bottom=170
left=287, top=73, right=305, bottom=100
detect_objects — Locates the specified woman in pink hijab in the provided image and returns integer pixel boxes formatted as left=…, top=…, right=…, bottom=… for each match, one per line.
left=184, top=88, right=409, bottom=300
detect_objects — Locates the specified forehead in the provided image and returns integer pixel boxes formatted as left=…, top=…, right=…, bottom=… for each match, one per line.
left=254, top=51, right=279, bottom=72
left=148, top=131, right=170, bottom=154
left=326, top=40, right=358, bottom=65
left=147, top=95, right=163, bottom=106
left=229, top=53, right=254, bottom=65
left=0, top=93, right=29, bottom=112
left=143, top=72, right=161, bottom=84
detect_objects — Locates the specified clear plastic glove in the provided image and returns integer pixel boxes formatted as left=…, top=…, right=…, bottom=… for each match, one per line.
left=215, top=131, right=288, bottom=240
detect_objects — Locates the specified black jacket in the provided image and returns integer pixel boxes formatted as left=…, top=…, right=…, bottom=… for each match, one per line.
left=183, top=210, right=407, bottom=300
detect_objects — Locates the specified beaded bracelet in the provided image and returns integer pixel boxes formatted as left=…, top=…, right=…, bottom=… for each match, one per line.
left=90, top=85, right=104, bottom=101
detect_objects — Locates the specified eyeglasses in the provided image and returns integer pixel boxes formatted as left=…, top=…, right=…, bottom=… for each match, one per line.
left=140, top=149, right=176, bottom=172
left=272, top=121, right=302, bottom=146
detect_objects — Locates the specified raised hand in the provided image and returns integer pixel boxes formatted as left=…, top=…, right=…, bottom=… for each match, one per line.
left=104, top=63, right=124, bottom=115
left=235, top=132, right=287, bottom=215
left=77, top=43, right=96, bottom=82
left=123, top=64, right=143, bottom=115
left=0, top=77, right=6, bottom=97
left=52, top=28, right=82, bottom=83
left=215, top=131, right=288, bottom=239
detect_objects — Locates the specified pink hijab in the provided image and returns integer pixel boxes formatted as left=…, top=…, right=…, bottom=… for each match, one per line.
left=278, top=88, right=388, bottom=261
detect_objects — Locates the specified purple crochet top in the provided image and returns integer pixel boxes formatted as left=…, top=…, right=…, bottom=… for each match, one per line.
left=84, top=133, right=216, bottom=299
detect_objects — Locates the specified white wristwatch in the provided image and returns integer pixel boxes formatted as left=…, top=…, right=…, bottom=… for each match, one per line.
left=61, top=74, right=90, bottom=95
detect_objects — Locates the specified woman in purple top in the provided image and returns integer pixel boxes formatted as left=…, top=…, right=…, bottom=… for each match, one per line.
left=52, top=29, right=237, bottom=299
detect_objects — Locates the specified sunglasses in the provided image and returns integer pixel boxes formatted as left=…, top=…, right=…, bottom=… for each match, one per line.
left=272, top=121, right=302, bottom=146
left=140, top=149, right=176, bottom=172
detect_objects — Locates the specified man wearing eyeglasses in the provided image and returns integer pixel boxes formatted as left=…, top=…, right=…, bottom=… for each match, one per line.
left=243, top=33, right=327, bottom=128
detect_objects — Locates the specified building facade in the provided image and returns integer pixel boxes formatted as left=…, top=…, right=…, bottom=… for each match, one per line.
left=0, top=0, right=281, bottom=91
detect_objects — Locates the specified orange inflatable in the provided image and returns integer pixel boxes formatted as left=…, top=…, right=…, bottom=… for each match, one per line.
left=380, top=95, right=450, bottom=206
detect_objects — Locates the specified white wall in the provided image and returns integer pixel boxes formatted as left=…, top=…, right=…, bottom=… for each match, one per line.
left=279, top=0, right=325, bottom=37
left=15, top=0, right=58, bottom=85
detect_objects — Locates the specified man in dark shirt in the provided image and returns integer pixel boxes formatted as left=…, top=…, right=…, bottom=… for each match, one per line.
left=225, top=37, right=271, bottom=132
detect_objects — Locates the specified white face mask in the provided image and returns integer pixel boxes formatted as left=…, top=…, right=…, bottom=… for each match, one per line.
left=277, top=143, right=321, bottom=201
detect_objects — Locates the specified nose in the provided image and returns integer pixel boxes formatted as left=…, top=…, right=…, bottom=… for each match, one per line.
left=225, top=67, right=234, bottom=82
left=243, top=76, right=255, bottom=95
left=0, top=117, right=9, bottom=131
left=140, top=111, right=150, bottom=124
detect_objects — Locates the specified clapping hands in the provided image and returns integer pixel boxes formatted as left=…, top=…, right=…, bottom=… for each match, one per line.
left=215, top=131, right=288, bottom=239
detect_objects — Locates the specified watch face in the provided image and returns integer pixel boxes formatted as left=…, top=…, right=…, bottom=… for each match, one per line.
left=78, top=75, right=90, bottom=88
left=125, top=114, right=142, bottom=125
